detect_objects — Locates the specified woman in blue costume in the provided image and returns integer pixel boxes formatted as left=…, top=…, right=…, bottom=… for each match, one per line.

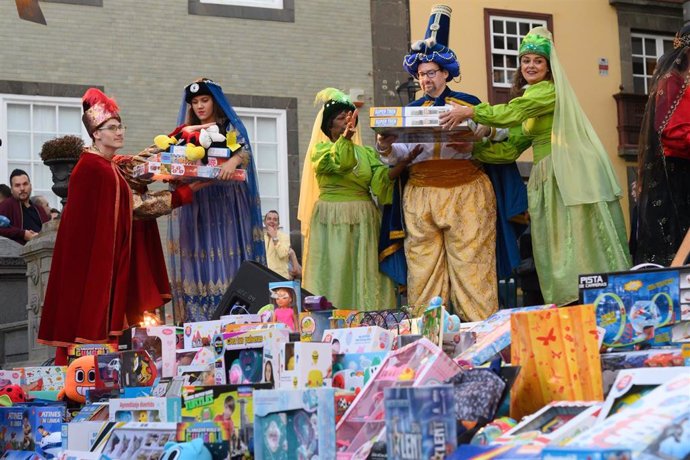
left=168, top=78, right=266, bottom=321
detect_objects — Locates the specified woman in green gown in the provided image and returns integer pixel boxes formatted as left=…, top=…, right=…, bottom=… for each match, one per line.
left=440, top=27, right=631, bottom=305
left=301, top=88, right=413, bottom=310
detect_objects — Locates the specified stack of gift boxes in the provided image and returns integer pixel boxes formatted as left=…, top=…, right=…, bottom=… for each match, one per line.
left=132, top=145, right=246, bottom=182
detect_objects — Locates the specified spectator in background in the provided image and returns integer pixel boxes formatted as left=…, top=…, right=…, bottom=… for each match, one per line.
left=0, top=170, right=50, bottom=245
left=263, top=210, right=291, bottom=279
left=0, top=184, right=10, bottom=202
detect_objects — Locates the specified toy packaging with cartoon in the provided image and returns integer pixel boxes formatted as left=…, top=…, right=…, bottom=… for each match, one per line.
left=579, top=266, right=687, bottom=347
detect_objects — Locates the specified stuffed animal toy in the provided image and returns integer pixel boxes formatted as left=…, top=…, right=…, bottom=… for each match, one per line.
left=161, top=438, right=212, bottom=460
left=0, top=385, right=28, bottom=404
left=58, top=355, right=97, bottom=404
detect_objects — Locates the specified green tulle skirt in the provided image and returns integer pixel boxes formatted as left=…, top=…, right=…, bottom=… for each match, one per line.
left=528, top=156, right=632, bottom=305
left=304, top=199, right=396, bottom=311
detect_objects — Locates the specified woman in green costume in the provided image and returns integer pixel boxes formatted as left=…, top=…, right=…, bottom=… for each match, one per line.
left=440, top=27, right=631, bottom=305
left=299, top=88, right=414, bottom=310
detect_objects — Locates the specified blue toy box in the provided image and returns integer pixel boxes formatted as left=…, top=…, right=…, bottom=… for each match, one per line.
left=579, top=267, right=687, bottom=348
left=0, top=405, right=64, bottom=458
left=253, top=388, right=335, bottom=460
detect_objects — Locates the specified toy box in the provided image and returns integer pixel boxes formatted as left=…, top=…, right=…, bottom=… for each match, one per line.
left=1, top=451, right=47, bottom=459
left=597, top=367, right=689, bottom=423
left=384, top=385, right=457, bottom=460
left=132, top=161, right=246, bottom=182
left=569, top=372, right=690, bottom=459
left=0, top=405, right=64, bottom=457
left=331, top=352, right=387, bottom=393
left=254, top=388, right=336, bottom=460
left=600, top=347, right=685, bottom=393
left=61, top=421, right=108, bottom=452
left=180, top=384, right=268, bottom=458
left=18, top=367, right=66, bottom=393
left=152, top=151, right=230, bottom=167
left=169, top=145, right=232, bottom=159
left=369, top=106, right=452, bottom=118
left=299, top=310, right=333, bottom=342
left=455, top=305, right=555, bottom=366
left=71, top=403, right=109, bottom=422
left=108, top=397, right=181, bottom=423
left=579, top=266, right=687, bottom=347
left=221, top=328, right=289, bottom=387
left=183, top=320, right=223, bottom=349
left=541, top=446, right=632, bottom=459
left=128, top=326, right=182, bottom=378
left=329, top=309, right=359, bottom=329
left=495, top=401, right=601, bottom=446
left=336, top=338, right=462, bottom=459
left=371, top=121, right=478, bottom=144
left=177, top=363, right=216, bottom=386
left=0, top=370, right=22, bottom=387
left=322, top=326, right=393, bottom=354
left=277, top=342, right=332, bottom=389
left=118, top=350, right=157, bottom=388
left=97, top=422, right=177, bottom=459
left=66, top=343, right=117, bottom=361
left=174, top=422, right=229, bottom=460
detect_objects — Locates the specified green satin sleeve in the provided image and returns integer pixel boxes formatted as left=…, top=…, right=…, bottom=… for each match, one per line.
left=312, top=136, right=358, bottom=175
left=473, top=81, right=556, bottom=128
left=472, top=126, right=533, bottom=164
left=365, top=147, right=394, bottom=205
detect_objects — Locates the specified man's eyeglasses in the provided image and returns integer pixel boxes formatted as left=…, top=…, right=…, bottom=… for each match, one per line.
left=417, top=69, right=441, bottom=79
left=98, top=125, right=126, bottom=133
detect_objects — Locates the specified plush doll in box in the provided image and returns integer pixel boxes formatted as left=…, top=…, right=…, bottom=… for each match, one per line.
left=161, top=438, right=212, bottom=460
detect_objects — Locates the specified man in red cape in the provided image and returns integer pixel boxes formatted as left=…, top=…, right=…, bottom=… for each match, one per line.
left=38, top=89, right=196, bottom=365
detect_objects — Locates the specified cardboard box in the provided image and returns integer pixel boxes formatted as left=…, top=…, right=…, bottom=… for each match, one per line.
left=579, top=266, right=687, bottom=347
left=96, top=422, right=177, bottom=459
left=0, top=370, right=22, bottom=387
left=569, top=372, right=690, bottom=458
left=183, top=320, right=224, bottom=349
left=108, top=397, right=181, bottom=423
left=596, top=367, right=689, bottom=423
left=321, top=326, right=394, bottom=354
left=370, top=123, right=479, bottom=144
left=331, top=352, right=387, bottom=393
left=541, top=447, right=632, bottom=459
left=384, top=385, right=457, bottom=460
left=0, top=405, right=65, bottom=456
left=129, top=326, right=182, bottom=378
left=369, top=106, right=452, bottom=117
left=495, top=401, right=601, bottom=446
left=132, top=161, right=246, bottom=182
left=600, top=347, right=685, bottom=393
left=277, top=342, right=332, bottom=389
left=220, top=328, right=289, bottom=387
left=170, top=145, right=232, bottom=158
left=371, top=116, right=444, bottom=128
left=254, top=388, right=336, bottom=460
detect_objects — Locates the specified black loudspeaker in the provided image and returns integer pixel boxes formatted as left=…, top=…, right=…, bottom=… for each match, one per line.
left=211, top=261, right=312, bottom=319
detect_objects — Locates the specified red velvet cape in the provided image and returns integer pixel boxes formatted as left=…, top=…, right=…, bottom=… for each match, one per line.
left=38, top=151, right=133, bottom=347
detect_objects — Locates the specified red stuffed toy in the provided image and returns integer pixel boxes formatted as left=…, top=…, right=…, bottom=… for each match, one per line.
left=0, top=384, right=28, bottom=403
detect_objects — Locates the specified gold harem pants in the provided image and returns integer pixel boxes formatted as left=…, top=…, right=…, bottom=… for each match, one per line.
left=403, top=160, right=498, bottom=321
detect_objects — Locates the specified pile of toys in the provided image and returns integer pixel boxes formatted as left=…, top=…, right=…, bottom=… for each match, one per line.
left=0, top=266, right=689, bottom=460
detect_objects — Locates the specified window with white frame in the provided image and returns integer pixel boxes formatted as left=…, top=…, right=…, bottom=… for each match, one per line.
left=489, top=15, right=548, bottom=88
left=200, top=0, right=283, bottom=9
left=235, top=108, right=290, bottom=232
left=631, top=32, right=674, bottom=94
left=0, top=95, right=86, bottom=210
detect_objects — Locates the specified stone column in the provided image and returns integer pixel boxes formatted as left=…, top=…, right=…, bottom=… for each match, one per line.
left=0, top=238, right=28, bottom=366
left=19, top=219, right=59, bottom=365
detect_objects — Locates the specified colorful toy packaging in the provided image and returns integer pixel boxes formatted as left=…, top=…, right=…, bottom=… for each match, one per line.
left=579, top=266, right=687, bottom=347
left=97, top=422, right=178, bottom=459
left=384, top=385, right=457, bottom=460
left=278, top=342, right=332, bottom=389
left=600, top=347, right=685, bottom=393
left=322, top=326, right=393, bottom=354
left=541, top=446, right=632, bottom=459
left=0, top=405, right=64, bottom=457
left=180, top=384, right=268, bottom=458
left=108, top=397, right=181, bottom=423
left=19, top=367, right=66, bottom=394
left=221, top=328, right=289, bottom=387
left=127, top=326, right=183, bottom=378
left=269, top=281, right=301, bottom=333
left=568, top=372, right=690, bottom=459
left=183, top=320, right=223, bottom=349
left=254, top=388, right=336, bottom=460
left=331, top=352, right=387, bottom=393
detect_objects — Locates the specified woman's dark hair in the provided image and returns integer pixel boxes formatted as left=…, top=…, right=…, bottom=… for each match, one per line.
left=187, top=97, right=228, bottom=134
left=510, top=55, right=553, bottom=98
